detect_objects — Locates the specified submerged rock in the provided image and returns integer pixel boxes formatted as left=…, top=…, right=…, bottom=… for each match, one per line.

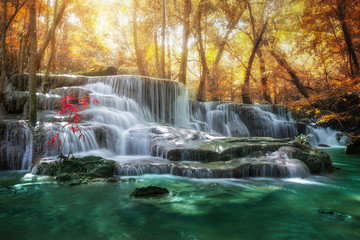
left=345, top=136, right=360, bottom=154
left=318, top=208, right=351, bottom=220
left=131, top=186, right=169, bottom=198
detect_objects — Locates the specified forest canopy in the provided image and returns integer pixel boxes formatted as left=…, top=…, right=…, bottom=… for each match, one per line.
left=1, top=0, right=359, bottom=131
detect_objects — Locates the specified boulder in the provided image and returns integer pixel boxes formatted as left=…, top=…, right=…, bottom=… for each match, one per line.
left=287, top=143, right=333, bottom=174
left=34, top=156, right=116, bottom=185
left=130, top=186, right=169, bottom=198
left=165, top=137, right=292, bottom=162
left=345, top=136, right=360, bottom=154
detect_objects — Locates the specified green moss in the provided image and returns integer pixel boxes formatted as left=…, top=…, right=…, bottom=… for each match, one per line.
left=35, top=156, right=116, bottom=185
left=291, top=143, right=333, bottom=174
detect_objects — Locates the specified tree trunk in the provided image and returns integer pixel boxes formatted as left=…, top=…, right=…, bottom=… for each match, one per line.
left=160, top=0, right=166, bottom=78
left=269, top=49, right=309, bottom=99
left=208, top=6, right=246, bottom=100
left=337, top=0, right=359, bottom=76
left=42, top=0, right=58, bottom=93
left=195, top=1, right=208, bottom=101
left=132, top=0, right=148, bottom=76
left=36, top=0, right=67, bottom=70
left=153, top=11, right=160, bottom=77
left=166, top=31, right=171, bottom=79
left=0, top=0, right=7, bottom=114
left=19, top=9, right=29, bottom=73
left=242, top=21, right=267, bottom=104
left=29, top=0, right=38, bottom=126
left=257, top=50, right=271, bottom=103
left=55, top=22, right=65, bottom=66
left=230, top=67, right=234, bottom=102
left=179, top=0, right=191, bottom=85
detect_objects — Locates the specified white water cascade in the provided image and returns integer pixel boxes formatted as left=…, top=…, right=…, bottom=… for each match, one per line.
left=306, top=126, right=349, bottom=147
left=0, top=75, right=340, bottom=177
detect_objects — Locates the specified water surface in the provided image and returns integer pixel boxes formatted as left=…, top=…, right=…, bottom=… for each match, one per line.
left=0, top=148, right=359, bottom=240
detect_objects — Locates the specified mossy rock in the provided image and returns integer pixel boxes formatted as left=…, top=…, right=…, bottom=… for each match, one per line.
left=166, top=137, right=292, bottom=162
left=290, top=143, right=333, bottom=174
left=36, top=161, right=59, bottom=176
left=163, top=137, right=333, bottom=174
left=35, top=156, right=116, bottom=185
left=345, top=136, right=360, bottom=154
left=56, top=173, right=72, bottom=183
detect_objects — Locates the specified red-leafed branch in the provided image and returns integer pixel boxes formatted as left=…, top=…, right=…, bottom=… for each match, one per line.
left=47, top=92, right=100, bottom=155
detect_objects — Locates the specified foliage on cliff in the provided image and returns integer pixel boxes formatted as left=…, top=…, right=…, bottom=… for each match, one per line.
left=290, top=77, right=360, bottom=134
left=1, top=0, right=360, bottom=119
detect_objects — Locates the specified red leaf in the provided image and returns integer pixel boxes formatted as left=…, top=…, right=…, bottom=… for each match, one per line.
left=72, top=127, right=75, bottom=133
left=82, top=135, right=85, bottom=142
left=62, top=122, right=72, bottom=128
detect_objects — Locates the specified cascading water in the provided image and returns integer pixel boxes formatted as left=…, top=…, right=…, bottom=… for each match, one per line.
left=306, top=126, right=348, bottom=147
left=0, top=75, right=338, bottom=178
left=0, top=121, right=33, bottom=170
left=189, top=102, right=298, bottom=138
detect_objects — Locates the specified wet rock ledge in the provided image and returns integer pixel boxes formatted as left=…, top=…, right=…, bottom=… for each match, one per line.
left=32, top=136, right=333, bottom=182
left=155, top=135, right=333, bottom=174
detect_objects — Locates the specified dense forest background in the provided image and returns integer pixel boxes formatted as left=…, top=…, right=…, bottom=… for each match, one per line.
left=0, top=0, right=359, bottom=132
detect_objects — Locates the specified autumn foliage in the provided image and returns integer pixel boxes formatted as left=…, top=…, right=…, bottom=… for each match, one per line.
left=1, top=0, right=360, bottom=133
left=290, top=77, right=360, bottom=134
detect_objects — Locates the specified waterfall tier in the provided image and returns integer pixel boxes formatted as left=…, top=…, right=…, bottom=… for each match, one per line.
left=0, top=75, right=336, bottom=177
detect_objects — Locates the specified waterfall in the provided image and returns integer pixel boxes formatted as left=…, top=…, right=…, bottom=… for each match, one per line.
left=306, top=126, right=347, bottom=147
left=0, top=121, right=32, bottom=170
left=0, top=75, right=333, bottom=177
left=85, top=76, right=190, bottom=127
left=189, top=102, right=298, bottom=138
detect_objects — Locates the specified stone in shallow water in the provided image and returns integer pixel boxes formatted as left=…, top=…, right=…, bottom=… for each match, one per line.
left=130, top=186, right=169, bottom=198
left=345, top=136, right=360, bottom=154
left=318, top=208, right=351, bottom=220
